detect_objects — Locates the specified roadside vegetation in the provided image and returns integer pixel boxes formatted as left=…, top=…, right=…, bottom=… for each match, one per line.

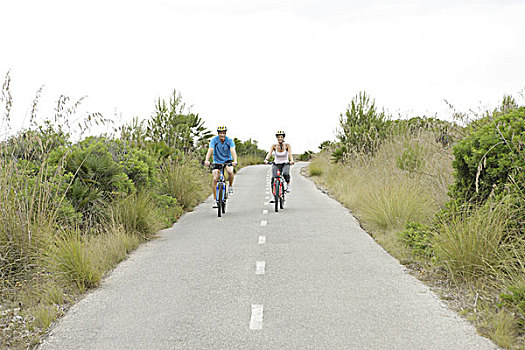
left=308, top=92, right=524, bottom=349
left=0, top=71, right=266, bottom=349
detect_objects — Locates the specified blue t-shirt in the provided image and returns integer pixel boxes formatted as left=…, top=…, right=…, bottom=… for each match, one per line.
left=209, top=136, right=235, bottom=163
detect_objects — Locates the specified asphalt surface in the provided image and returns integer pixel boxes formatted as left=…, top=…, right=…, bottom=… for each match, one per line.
left=40, top=163, right=498, bottom=349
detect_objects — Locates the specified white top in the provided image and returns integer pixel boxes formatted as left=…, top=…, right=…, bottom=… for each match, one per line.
left=274, top=144, right=289, bottom=164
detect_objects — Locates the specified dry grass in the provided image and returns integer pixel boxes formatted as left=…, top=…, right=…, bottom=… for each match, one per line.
left=433, top=199, right=519, bottom=285
left=310, top=131, right=452, bottom=245
left=160, top=160, right=210, bottom=210
left=308, top=129, right=524, bottom=349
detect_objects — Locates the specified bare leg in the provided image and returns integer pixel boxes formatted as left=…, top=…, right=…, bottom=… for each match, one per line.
left=225, top=166, right=234, bottom=187
left=212, top=169, right=219, bottom=200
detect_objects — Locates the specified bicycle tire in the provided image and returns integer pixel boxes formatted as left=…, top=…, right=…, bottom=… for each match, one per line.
left=274, top=178, right=279, bottom=212
left=217, top=186, right=223, bottom=217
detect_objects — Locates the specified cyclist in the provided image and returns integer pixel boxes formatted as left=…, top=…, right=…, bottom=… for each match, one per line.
left=204, top=126, right=238, bottom=208
left=264, top=130, right=294, bottom=193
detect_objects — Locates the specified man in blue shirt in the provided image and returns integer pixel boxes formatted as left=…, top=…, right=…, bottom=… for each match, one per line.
left=204, top=126, right=238, bottom=206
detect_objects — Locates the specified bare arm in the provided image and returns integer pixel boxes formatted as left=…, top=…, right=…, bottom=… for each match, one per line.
left=287, top=144, right=294, bottom=164
left=264, top=144, right=275, bottom=163
left=231, top=148, right=238, bottom=165
left=204, top=148, right=213, bottom=166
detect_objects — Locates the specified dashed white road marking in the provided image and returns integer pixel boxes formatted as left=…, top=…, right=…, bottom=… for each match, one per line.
left=263, top=210, right=268, bottom=215
left=265, top=196, right=269, bottom=200
left=250, top=304, right=264, bottom=330
left=260, top=220, right=267, bottom=227
left=258, top=235, right=266, bottom=244
left=264, top=202, right=269, bottom=206
left=256, top=261, right=266, bottom=275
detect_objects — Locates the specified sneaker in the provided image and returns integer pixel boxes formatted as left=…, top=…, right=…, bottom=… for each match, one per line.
left=269, top=199, right=275, bottom=203
left=213, top=203, right=219, bottom=208
left=228, top=186, right=234, bottom=195
left=286, top=183, right=291, bottom=192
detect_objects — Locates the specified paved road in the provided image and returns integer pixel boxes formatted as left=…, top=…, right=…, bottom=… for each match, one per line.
left=40, top=164, right=497, bottom=349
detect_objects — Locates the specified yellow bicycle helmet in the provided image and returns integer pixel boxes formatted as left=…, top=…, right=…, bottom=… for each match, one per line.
left=275, top=130, right=285, bottom=137
left=217, top=126, right=227, bottom=133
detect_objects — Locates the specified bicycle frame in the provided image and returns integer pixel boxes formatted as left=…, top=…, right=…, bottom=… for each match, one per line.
left=269, top=162, right=288, bottom=212
left=213, top=163, right=231, bottom=217
left=216, top=166, right=227, bottom=204
left=273, top=169, right=284, bottom=198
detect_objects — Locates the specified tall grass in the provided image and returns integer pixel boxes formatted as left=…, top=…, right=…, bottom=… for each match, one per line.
left=309, top=127, right=525, bottom=348
left=433, top=199, right=519, bottom=285
left=0, top=74, right=217, bottom=348
left=48, top=233, right=101, bottom=292
left=311, top=131, right=451, bottom=232
left=0, top=152, right=59, bottom=289
left=159, top=160, right=209, bottom=209
left=111, top=192, right=163, bottom=239
left=237, top=154, right=262, bottom=167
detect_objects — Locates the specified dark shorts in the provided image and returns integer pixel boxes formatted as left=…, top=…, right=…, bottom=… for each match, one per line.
left=213, top=160, right=233, bottom=170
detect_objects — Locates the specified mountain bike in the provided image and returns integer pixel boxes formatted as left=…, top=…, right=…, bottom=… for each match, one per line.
left=269, top=162, right=289, bottom=212
left=213, top=163, right=233, bottom=217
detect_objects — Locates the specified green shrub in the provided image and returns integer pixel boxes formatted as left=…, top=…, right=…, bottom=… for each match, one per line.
left=499, top=282, right=525, bottom=327
left=1, top=122, right=70, bottom=164
left=154, top=194, right=184, bottom=225
left=400, top=222, right=433, bottom=257
left=298, top=150, right=314, bottom=161
left=451, top=107, right=525, bottom=205
left=334, top=92, right=388, bottom=161
left=396, top=143, right=425, bottom=172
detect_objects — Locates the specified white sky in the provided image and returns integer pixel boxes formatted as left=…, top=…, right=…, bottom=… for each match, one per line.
left=1, top=0, right=524, bottom=153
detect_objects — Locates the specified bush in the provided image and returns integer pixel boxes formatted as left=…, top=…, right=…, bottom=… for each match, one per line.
left=400, top=222, right=433, bottom=257
left=396, top=143, right=425, bottom=172
left=298, top=150, right=314, bottom=161
left=499, top=281, right=525, bottom=328
left=334, top=92, right=388, bottom=161
left=450, top=107, right=525, bottom=205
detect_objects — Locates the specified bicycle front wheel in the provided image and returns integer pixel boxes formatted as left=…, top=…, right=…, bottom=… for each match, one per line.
left=274, top=179, right=280, bottom=212
left=217, top=186, right=223, bottom=217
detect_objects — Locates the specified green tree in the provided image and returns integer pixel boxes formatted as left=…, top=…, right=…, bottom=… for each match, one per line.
left=146, top=90, right=212, bottom=154
left=334, top=92, right=388, bottom=162
left=233, top=138, right=266, bottom=158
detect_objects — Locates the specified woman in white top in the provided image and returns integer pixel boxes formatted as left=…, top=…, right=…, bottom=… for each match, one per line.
left=264, top=130, right=295, bottom=191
